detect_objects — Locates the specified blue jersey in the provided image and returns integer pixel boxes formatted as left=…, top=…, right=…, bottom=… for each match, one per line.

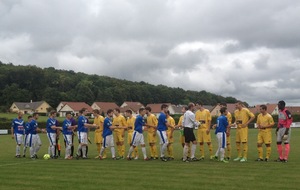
left=62, top=119, right=73, bottom=135
left=46, top=118, right=58, bottom=133
left=215, top=115, right=228, bottom=134
left=134, top=115, right=145, bottom=133
left=102, top=117, right=113, bottom=137
left=11, top=118, right=25, bottom=134
left=157, top=112, right=167, bottom=131
left=28, top=119, right=38, bottom=135
left=24, top=122, right=30, bottom=135
left=77, top=116, right=88, bottom=133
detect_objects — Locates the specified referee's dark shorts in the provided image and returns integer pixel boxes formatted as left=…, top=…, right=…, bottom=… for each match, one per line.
left=184, top=127, right=196, bottom=143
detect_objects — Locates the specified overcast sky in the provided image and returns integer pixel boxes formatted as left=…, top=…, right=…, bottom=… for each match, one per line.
left=1, top=0, right=300, bottom=105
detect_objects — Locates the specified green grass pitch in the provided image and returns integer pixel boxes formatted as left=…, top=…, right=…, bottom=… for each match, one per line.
left=0, top=129, right=300, bottom=190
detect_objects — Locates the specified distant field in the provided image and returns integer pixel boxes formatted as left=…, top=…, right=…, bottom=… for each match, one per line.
left=1, top=129, right=300, bottom=190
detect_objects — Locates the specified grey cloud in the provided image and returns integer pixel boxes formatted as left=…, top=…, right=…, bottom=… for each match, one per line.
left=1, top=0, right=300, bottom=105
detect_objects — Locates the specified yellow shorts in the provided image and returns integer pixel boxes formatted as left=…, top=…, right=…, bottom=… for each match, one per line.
left=114, top=129, right=124, bottom=143
left=127, top=132, right=133, bottom=145
left=167, top=132, right=174, bottom=143
left=197, top=128, right=211, bottom=143
left=94, top=130, right=103, bottom=144
left=257, top=130, right=272, bottom=144
left=147, top=131, right=157, bottom=144
left=236, top=128, right=248, bottom=143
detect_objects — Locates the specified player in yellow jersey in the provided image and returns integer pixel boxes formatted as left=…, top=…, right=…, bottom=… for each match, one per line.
left=166, top=111, right=175, bottom=160
left=220, top=103, right=232, bottom=160
left=145, top=106, right=158, bottom=160
left=125, top=110, right=138, bottom=159
left=113, top=108, right=127, bottom=159
left=255, top=105, right=274, bottom=162
left=93, top=109, right=105, bottom=159
left=176, top=106, right=191, bottom=159
left=233, top=101, right=255, bottom=162
left=195, top=102, right=213, bottom=160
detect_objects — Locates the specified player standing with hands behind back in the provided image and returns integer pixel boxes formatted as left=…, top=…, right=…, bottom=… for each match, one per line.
left=213, top=107, right=230, bottom=163
left=275, top=100, right=292, bottom=163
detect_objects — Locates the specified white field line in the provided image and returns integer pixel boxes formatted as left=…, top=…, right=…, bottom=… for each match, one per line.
left=0, top=160, right=38, bottom=167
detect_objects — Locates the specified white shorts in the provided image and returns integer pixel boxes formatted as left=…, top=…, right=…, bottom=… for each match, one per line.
left=47, top=133, right=57, bottom=146
left=277, top=128, right=291, bottom=143
left=14, top=133, right=23, bottom=145
left=131, top=131, right=145, bottom=146
left=103, top=135, right=114, bottom=148
left=78, top=132, right=88, bottom=144
left=27, top=134, right=42, bottom=147
left=157, top=130, right=168, bottom=145
left=216, top=132, right=226, bottom=149
left=63, top=134, right=73, bottom=146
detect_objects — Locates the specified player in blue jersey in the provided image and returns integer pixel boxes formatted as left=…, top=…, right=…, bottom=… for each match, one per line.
left=76, top=108, right=96, bottom=159
left=157, top=104, right=170, bottom=162
left=22, top=115, right=32, bottom=157
left=213, top=107, right=230, bottom=163
left=27, top=113, right=45, bottom=159
left=126, top=108, right=150, bottom=161
left=99, top=109, right=125, bottom=160
left=46, top=110, right=62, bottom=159
left=62, top=112, right=77, bottom=159
left=11, top=112, right=25, bottom=158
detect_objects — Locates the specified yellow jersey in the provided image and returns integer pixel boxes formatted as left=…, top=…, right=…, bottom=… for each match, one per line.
left=127, top=116, right=136, bottom=133
left=234, top=108, right=255, bottom=129
left=226, top=112, right=232, bottom=125
left=147, top=114, right=158, bottom=133
left=94, top=115, right=104, bottom=133
left=195, top=109, right=212, bottom=129
left=167, top=116, right=175, bottom=133
left=113, top=114, right=127, bottom=132
left=256, top=113, right=274, bottom=132
left=178, top=115, right=184, bottom=127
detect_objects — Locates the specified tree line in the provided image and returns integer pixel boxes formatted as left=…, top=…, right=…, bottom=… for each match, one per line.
left=0, top=61, right=239, bottom=111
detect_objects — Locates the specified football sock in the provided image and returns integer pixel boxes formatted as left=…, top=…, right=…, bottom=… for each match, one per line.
left=16, top=145, right=20, bottom=155
left=266, top=146, right=271, bottom=159
left=284, top=144, right=290, bottom=160
left=226, top=143, right=231, bottom=158
left=127, top=146, right=134, bottom=158
left=277, top=144, right=283, bottom=159
left=77, top=145, right=82, bottom=156
left=97, top=144, right=101, bottom=154
left=257, top=146, right=263, bottom=159
left=209, top=144, right=213, bottom=156
left=220, top=148, right=225, bottom=161
left=191, top=144, right=196, bottom=158
left=183, top=145, right=189, bottom=160
left=121, top=144, right=125, bottom=157
left=82, top=146, right=87, bottom=157
left=142, top=147, right=147, bottom=159
left=111, top=147, right=116, bottom=158
left=200, top=144, right=204, bottom=157
left=23, top=146, right=27, bottom=155
left=236, top=143, right=241, bottom=157
left=153, top=145, right=158, bottom=157
left=243, top=142, right=248, bottom=158
left=35, top=145, right=41, bottom=154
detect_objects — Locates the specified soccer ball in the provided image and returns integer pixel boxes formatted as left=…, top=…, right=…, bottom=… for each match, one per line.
left=43, top=154, right=51, bottom=160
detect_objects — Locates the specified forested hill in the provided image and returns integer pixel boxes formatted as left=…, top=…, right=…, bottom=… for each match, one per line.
left=0, top=61, right=238, bottom=110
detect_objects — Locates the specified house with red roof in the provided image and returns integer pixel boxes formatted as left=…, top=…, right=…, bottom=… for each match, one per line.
left=91, top=102, right=119, bottom=115
left=57, top=102, right=93, bottom=117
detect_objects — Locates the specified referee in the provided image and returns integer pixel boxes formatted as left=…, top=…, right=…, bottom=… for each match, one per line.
left=182, top=103, right=200, bottom=162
